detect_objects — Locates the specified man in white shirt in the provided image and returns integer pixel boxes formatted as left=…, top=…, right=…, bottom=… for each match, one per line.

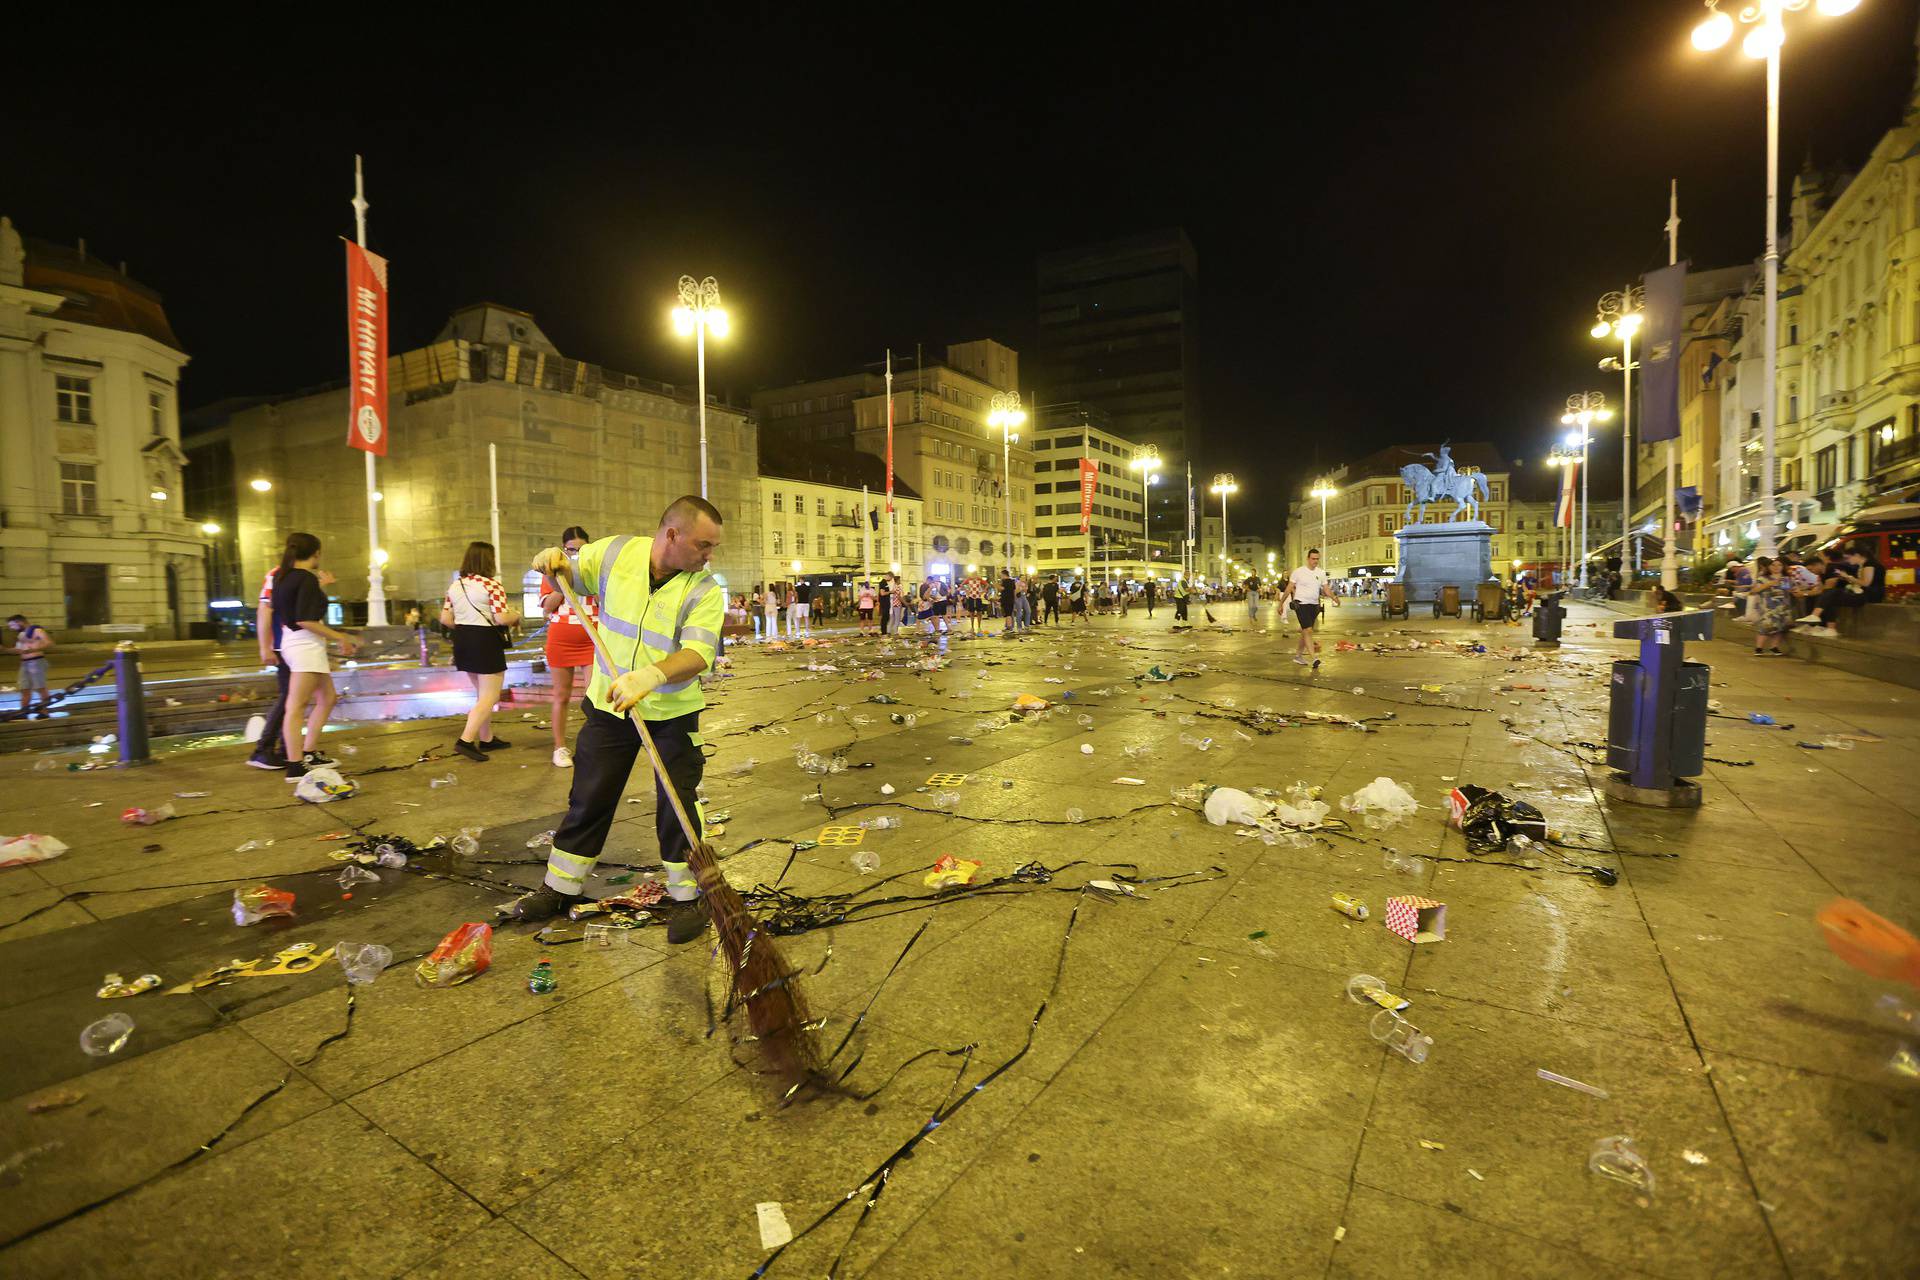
left=1280, top=548, right=1338, bottom=667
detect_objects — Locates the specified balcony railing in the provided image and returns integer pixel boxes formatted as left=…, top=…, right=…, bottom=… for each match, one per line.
left=1872, top=435, right=1920, bottom=471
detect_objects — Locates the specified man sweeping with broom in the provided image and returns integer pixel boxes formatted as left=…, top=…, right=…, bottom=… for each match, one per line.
left=498, top=495, right=726, bottom=945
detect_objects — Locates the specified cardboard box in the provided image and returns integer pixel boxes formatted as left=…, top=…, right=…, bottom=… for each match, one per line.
left=1385, top=895, right=1447, bottom=944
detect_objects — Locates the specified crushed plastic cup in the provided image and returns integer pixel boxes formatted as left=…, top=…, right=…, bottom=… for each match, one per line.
left=80, top=1012, right=135, bottom=1057
left=1382, top=849, right=1426, bottom=876
left=449, top=827, right=482, bottom=857
left=1080, top=743, right=1094, bottom=755
left=526, top=830, right=555, bottom=849
left=1346, top=974, right=1407, bottom=1010
left=1123, top=744, right=1152, bottom=759
left=850, top=850, right=881, bottom=874
left=429, top=774, right=458, bottom=788
left=374, top=846, right=408, bottom=869
left=336, top=865, right=381, bottom=890
left=860, top=816, right=901, bottom=830
left=337, top=942, right=393, bottom=984
left=1077, top=714, right=1094, bottom=728
left=1066, top=807, right=1086, bottom=823
left=1588, top=1135, right=1655, bottom=1198
left=32, top=758, right=61, bottom=772
left=1369, top=1008, right=1432, bottom=1063
left=932, top=791, right=960, bottom=810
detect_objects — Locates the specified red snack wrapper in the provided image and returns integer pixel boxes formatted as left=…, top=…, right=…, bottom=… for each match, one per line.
left=415, top=922, right=493, bottom=988
left=232, top=884, right=296, bottom=926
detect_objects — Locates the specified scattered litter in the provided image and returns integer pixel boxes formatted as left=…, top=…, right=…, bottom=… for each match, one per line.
left=880, top=784, right=896, bottom=796
left=0, top=1140, right=64, bottom=1185
left=295, top=766, right=357, bottom=803
left=231, top=884, right=296, bottom=926
left=0, top=834, right=68, bottom=869
left=1468, top=1169, right=1484, bottom=1181
left=1588, top=1135, right=1655, bottom=1201
left=1087, top=879, right=1140, bottom=899
left=1080, top=743, right=1094, bottom=755
left=525, top=830, right=555, bottom=849
left=1066, top=808, right=1086, bottom=823
left=925, top=855, right=982, bottom=889
left=449, top=827, right=483, bottom=857
left=172, top=791, right=210, bottom=799
left=1384, top=895, right=1446, bottom=943
left=1419, top=1139, right=1446, bottom=1150
left=336, top=865, right=381, bottom=891
left=1537, top=1069, right=1609, bottom=1099
left=756, top=1201, right=794, bottom=1250
left=1346, top=974, right=1409, bottom=1012
left=1332, top=893, right=1370, bottom=921
left=1382, top=849, right=1426, bottom=876
left=1681, top=1149, right=1710, bottom=1166
left=860, top=816, right=900, bottom=830
left=24, top=1089, right=85, bottom=1114
left=317, top=941, right=390, bottom=989
left=1341, top=777, right=1418, bottom=830
left=850, top=850, right=881, bottom=874
left=1446, top=784, right=1546, bottom=851
left=79, top=1013, right=135, bottom=1057
left=119, top=804, right=177, bottom=826
left=429, top=773, right=458, bottom=788
left=1370, top=1008, right=1432, bottom=1063
left=416, top=923, right=493, bottom=988
left=1204, top=787, right=1269, bottom=827
left=528, top=958, right=558, bottom=994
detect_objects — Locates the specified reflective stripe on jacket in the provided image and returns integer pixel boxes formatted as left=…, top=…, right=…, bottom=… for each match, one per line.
left=575, top=534, right=723, bottom=720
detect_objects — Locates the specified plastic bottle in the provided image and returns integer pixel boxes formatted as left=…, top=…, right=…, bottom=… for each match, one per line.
left=528, top=959, right=557, bottom=995
left=80, top=1013, right=135, bottom=1057
left=861, top=816, right=901, bottom=830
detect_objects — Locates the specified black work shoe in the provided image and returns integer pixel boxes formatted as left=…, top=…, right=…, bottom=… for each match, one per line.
left=495, top=886, right=580, bottom=924
left=479, top=737, right=510, bottom=751
left=664, top=897, right=711, bottom=945
left=453, top=739, right=488, bottom=763
left=284, top=760, right=308, bottom=782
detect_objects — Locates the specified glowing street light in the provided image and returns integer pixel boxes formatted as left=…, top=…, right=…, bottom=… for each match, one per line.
left=249, top=477, right=273, bottom=493
left=672, top=274, right=729, bottom=500
left=1209, top=474, right=1238, bottom=582
left=200, top=521, right=222, bottom=535
left=1689, top=0, right=1859, bottom=557
left=988, top=392, right=1026, bottom=580
left=1309, top=478, right=1338, bottom=557
left=1590, top=289, right=1644, bottom=575
left=1558, top=392, right=1609, bottom=587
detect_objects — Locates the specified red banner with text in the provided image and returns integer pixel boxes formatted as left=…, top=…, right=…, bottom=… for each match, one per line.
left=1079, top=458, right=1097, bottom=532
left=344, top=241, right=389, bottom=456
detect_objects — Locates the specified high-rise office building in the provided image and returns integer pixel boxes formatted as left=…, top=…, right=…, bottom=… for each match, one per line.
left=1036, top=229, right=1200, bottom=469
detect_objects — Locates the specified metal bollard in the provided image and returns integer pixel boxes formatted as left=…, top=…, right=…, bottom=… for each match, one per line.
left=418, top=627, right=431, bottom=668
left=113, top=642, right=151, bottom=766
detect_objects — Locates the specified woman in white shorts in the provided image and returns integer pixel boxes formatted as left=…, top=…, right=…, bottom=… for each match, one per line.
left=273, top=533, right=359, bottom=780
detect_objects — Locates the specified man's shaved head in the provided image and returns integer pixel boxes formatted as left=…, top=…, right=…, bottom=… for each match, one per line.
left=656, top=495, right=724, bottom=574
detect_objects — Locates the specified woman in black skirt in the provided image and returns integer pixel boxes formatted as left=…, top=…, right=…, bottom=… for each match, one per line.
left=440, top=540, right=521, bottom=762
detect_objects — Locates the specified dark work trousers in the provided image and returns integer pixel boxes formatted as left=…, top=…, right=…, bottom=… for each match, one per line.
left=554, top=699, right=704, bottom=865
left=1043, top=600, right=1059, bottom=624
left=1174, top=598, right=1189, bottom=621
left=249, top=658, right=292, bottom=764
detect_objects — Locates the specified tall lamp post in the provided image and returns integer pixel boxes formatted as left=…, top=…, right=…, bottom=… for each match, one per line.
left=1560, top=392, right=1614, bottom=588
left=1209, top=474, right=1237, bottom=586
left=1310, top=478, right=1337, bottom=558
left=1590, top=289, right=1643, bottom=577
left=1690, top=0, right=1859, bottom=557
left=987, top=392, right=1026, bottom=581
left=671, top=275, right=729, bottom=500
left=1129, top=446, right=1161, bottom=579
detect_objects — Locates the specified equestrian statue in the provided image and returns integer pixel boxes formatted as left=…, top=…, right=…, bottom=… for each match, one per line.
left=1399, top=442, right=1489, bottom=523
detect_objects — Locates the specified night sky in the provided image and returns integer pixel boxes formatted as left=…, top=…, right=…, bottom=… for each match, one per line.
left=6, top=4, right=1914, bottom=537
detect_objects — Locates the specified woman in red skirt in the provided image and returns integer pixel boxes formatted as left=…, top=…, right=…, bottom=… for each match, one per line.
left=540, top=525, right=597, bottom=768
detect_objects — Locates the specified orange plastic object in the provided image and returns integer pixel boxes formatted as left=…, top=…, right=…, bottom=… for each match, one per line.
left=415, top=922, right=494, bottom=988
left=1816, top=899, right=1920, bottom=988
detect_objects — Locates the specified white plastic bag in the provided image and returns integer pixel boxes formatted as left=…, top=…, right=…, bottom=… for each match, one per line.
left=0, top=834, right=69, bottom=869
left=295, top=766, right=358, bottom=804
left=1340, top=777, right=1419, bottom=829
left=1204, top=787, right=1270, bottom=826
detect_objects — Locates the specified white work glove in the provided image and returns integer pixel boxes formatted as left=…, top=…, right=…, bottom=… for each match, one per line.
left=607, top=664, right=665, bottom=713
left=532, top=546, right=571, bottom=579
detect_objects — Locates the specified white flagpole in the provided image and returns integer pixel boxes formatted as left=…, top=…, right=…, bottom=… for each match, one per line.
left=861, top=483, right=873, bottom=586
left=1662, top=180, right=1681, bottom=592
left=354, top=155, right=389, bottom=627
left=489, top=441, right=501, bottom=558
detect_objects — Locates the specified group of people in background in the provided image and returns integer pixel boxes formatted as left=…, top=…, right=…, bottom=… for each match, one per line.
left=1724, top=542, right=1886, bottom=654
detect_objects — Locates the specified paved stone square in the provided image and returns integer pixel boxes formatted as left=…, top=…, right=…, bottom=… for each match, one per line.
left=1, top=602, right=1916, bottom=1279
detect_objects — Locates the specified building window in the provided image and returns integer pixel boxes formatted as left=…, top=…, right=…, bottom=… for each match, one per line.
left=836, top=537, right=847, bottom=557
left=772, top=531, right=783, bottom=555
left=148, top=389, right=166, bottom=435
left=816, top=534, right=826, bottom=556
left=1815, top=445, right=1838, bottom=493
left=772, top=492, right=784, bottom=512
left=816, top=498, right=827, bottom=517
left=906, top=512, right=915, bottom=528
left=56, top=375, right=95, bottom=424
left=60, top=461, right=99, bottom=515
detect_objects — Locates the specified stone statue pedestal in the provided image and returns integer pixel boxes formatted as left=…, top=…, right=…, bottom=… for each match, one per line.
left=1395, top=521, right=1494, bottom=605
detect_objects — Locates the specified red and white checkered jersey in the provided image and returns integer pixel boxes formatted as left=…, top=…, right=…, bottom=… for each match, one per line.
left=541, top=575, right=598, bottom=629
left=445, top=574, right=508, bottom=626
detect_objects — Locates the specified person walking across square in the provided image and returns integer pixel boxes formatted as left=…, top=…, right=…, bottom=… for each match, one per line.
left=1280, top=548, right=1337, bottom=667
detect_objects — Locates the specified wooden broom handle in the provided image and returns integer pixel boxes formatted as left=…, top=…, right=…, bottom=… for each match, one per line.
left=552, top=570, right=705, bottom=855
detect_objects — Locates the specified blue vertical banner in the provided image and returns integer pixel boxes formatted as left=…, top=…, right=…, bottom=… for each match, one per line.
left=1639, top=260, right=1688, bottom=444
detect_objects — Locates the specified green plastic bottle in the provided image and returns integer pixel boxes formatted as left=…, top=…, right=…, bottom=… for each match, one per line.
left=528, top=959, right=556, bottom=995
